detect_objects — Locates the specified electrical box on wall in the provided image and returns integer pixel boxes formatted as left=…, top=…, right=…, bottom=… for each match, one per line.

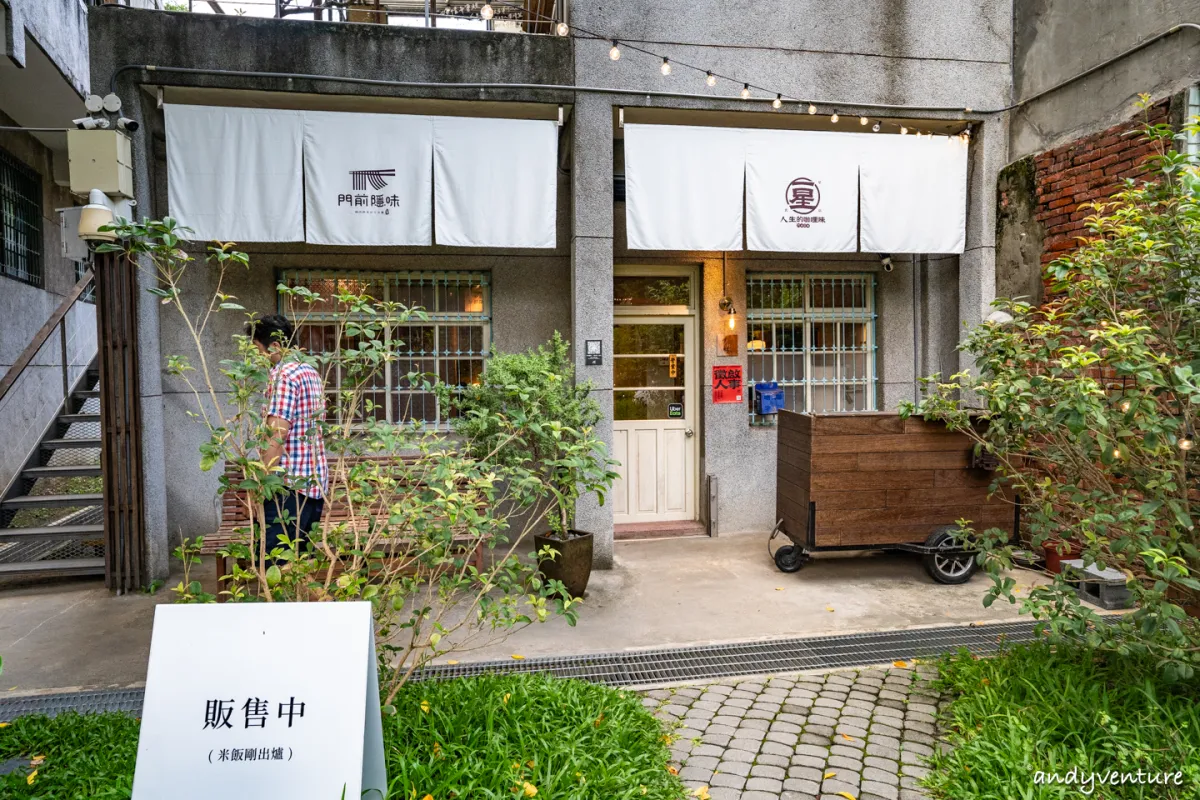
left=68, top=130, right=134, bottom=198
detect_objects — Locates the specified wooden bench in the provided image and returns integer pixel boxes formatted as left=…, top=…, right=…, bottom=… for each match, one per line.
left=199, top=457, right=485, bottom=593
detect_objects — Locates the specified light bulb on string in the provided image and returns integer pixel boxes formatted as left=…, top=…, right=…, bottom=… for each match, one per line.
left=900, top=126, right=908, bottom=135
left=741, top=83, right=751, bottom=99
left=872, top=121, right=881, bottom=132
left=609, top=41, right=621, bottom=61
left=772, top=94, right=783, bottom=109
left=1180, top=429, right=1195, bottom=451
left=555, top=21, right=569, bottom=36
left=859, top=116, right=868, bottom=126
left=660, top=58, right=672, bottom=76
left=479, top=2, right=494, bottom=19
left=706, top=71, right=717, bottom=87
left=830, top=111, right=839, bottom=123
left=807, top=103, right=817, bottom=115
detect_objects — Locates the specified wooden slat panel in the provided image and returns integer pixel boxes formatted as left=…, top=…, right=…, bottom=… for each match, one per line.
left=778, top=461, right=811, bottom=492
left=817, top=504, right=989, bottom=525
left=817, top=523, right=959, bottom=547
left=813, top=490, right=888, bottom=510
left=778, top=442, right=811, bottom=471
left=813, top=432, right=970, bottom=455
left=884, top=488, right=997, bottom=507
left=901, top=416, right=956, bottom=434
left=779, top=410, right=811, bottom=437
left=813, top=415, right=904, bottom=436
left=810, top=453, right=859, bottom=472
left=857, top=450, right=969, bottom=470
left=811, top=470, right=937, bottom=490
left=933, top=468, right=996, bottom=488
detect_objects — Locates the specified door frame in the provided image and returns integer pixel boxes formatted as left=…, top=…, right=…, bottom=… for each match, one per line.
left=612, top=264, right=701, bottom=524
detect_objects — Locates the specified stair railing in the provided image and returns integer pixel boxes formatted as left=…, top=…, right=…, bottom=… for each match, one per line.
left=0, top=269, right=96, bottom=407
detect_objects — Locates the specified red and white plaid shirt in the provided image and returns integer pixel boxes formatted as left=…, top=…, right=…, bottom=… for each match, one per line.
left=265, top=360, right=328, bottom=499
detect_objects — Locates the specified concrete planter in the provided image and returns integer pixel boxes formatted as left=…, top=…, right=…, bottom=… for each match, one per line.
left=534, top=530, right=593, bottom=598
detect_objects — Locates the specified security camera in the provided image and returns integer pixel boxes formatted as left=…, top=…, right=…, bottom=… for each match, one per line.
left=117, top=117, right=139, bottom=132
left=72, top=116, right=109, bottom=130
left=879, top=254, right=894, bottom=272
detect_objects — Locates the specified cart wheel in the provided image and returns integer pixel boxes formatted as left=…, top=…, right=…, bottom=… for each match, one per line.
left=774, top=545, right=805, bottom=573
left=922, top=526, right=977, bottom=585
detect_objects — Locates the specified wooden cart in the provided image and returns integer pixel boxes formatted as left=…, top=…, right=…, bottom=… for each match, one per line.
left=771, top=410, right=1018, bottom=583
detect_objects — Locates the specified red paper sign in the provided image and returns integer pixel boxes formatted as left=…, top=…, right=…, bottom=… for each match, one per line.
left=712, top=364, right=744, bottom=404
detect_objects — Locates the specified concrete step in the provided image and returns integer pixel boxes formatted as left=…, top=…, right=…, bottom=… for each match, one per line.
left=40, top=438, right=101, bottom=450
left=0, top=524, right=104, bottom=542
left=0, top=493, right=104, bottom=510
left=21, top=465, right=101, bottom=479
left=0, top=558, right=104, bottom=578
left=59, top=413, right=100, bottom=425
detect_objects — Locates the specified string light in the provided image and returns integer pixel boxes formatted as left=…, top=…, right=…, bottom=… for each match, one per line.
left=555, top=21, right=569, bottom=36
left=741, top=83, right=751, bottom=99
left=772, top=94, right=783, bottom=109
left=1181, top=430, right=1195, bottom=451
left=830, top=111, right=839, bottom=123
left=706, top=71, right=716, bottom=87
left=872, top=121, right=881, bottom=132
left=900, top=126, right=908, bottom=135
left=859, top=116, right=868, bottom=125
left=479, top=2, right=494, bottom=19
left=660, top=57, right=672, bottom=76
left=609, top=40, right=621, bottom=60
left=807, top=103, right=817, bottom=115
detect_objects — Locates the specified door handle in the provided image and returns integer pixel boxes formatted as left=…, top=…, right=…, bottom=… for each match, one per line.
left=685, top=428, right=694, bottom=437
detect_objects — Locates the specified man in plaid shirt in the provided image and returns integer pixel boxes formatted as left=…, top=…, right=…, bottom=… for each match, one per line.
left=247, top=314, right=328, bottom=558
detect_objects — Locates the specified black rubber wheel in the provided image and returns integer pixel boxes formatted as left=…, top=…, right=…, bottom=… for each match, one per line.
left=774, top=544, right=805, bottom=573
left=922, top=526, right=977, bottom=585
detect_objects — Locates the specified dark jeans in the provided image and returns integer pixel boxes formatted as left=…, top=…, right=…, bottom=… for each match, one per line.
left=263, top=490, right=325, bottom=559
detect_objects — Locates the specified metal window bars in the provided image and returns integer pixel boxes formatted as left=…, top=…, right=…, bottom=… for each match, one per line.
left=0, top=147, right=43, bottom=289
left=746, top=273, right=877, bottom=425
left=278, top=269, right=491, bottom=427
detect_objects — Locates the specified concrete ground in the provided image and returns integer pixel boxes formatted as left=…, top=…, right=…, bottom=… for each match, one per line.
left=0, top=530, right=1046, bottom=693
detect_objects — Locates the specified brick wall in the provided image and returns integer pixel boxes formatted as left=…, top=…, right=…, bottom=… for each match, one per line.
left=1033, top=102, right=1169, bottom=265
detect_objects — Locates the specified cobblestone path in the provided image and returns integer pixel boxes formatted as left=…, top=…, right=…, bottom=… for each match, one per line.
left=642, top=663, right=949, bottom=800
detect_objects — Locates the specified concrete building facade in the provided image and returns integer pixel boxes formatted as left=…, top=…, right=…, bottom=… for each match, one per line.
left=0, top=0, right=98, bottom=496
left=84, top=3, right=1014, bottom=580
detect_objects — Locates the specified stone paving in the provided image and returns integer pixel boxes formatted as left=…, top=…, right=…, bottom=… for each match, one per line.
left=642, top=663, right=949, bottom=800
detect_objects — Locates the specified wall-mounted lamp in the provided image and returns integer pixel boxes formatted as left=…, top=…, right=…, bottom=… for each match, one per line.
left=78, top=189, right=116, bottom=243
left=719, top=296, right=737, bottom=330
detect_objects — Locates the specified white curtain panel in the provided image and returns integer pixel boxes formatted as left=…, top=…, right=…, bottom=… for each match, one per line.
left=746, top=130, right=860, bottom=252
left=623, top=123, right=747, bottom=251
left=303, top=111, right=434, bottom=246
left=165, top=104, right=304, bottom=242
left=859, top=134, right=969, bottom=254
left=432, top=116, right=558, bottom=248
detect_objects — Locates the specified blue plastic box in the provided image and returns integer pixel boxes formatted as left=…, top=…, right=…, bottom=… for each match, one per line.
left=755, top=381, right=785, bottom=415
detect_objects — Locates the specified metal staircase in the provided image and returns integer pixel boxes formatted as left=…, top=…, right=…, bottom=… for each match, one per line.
left=0, top=360, right=105, bottom=579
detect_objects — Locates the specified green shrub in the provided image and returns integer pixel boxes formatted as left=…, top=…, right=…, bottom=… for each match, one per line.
left=929, top=643, right=1200, bottom=799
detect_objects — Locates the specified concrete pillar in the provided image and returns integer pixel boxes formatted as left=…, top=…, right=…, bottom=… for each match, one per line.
left=570, top=94, right=615, bottom=569
left=877, top=256, right=917, bottom=411
left=959, top=116, right=1007, bottom=374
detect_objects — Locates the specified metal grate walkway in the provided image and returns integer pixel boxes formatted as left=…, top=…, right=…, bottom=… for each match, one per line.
left=0, top=620, right=1040, bottom=722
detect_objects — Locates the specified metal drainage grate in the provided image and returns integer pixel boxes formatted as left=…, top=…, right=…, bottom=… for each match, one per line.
left=0, top=688, right=144, bottom=722
left=0, top=620, right=1044, bottom=721
left=414, top=619, right=1041, bottom=687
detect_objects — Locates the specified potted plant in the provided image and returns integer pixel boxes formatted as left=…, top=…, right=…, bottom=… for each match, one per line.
left=445, top=333, right=618, bottom=597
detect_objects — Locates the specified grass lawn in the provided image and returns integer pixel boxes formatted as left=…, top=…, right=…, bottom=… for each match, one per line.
left=0, top=674, right=687, bottom=799
left=928, top=642, right=1200, bottom=799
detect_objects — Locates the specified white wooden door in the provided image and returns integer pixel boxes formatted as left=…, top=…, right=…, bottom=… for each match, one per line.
left=612, top=316, right=697, bottom=524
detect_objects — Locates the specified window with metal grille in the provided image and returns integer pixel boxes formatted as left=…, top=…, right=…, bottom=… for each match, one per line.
left=0, top=147, right=43, bottom=288
left=278, top=270, right=490, bottom=426
left=75, top=260, right=96, bottom=303
left=746, top=273, right=877, bottom=424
